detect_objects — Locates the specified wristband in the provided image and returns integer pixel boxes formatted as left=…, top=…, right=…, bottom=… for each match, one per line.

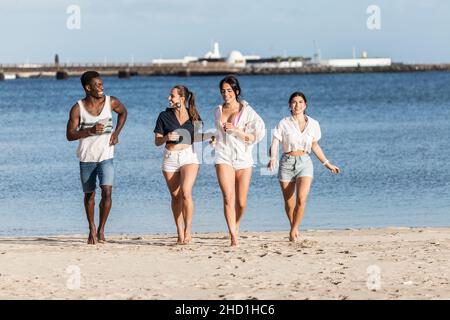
left=322, top=159, right=330, bottom=166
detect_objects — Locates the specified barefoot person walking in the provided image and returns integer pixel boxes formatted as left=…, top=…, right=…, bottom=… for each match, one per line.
left=268, top=92, right=340, bottom=242
left=154, top=85, right=213, bottom=244
left=66, top=71, right=128, bottom=244
left=213, top=76, right=265, bottom=246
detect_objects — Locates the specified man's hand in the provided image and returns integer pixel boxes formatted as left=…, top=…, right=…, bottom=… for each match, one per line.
left=109, top=132, right=119, bottom=145
left=89, top=123, right=104, bottom=135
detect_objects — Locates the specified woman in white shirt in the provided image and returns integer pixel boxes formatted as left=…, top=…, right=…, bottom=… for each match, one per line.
left=268, top=92, right=340, bottom=242
left=213, top=76, right=265, bottom=246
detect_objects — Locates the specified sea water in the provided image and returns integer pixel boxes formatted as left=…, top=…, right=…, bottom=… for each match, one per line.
left=0, top=72, right=449, bottom=236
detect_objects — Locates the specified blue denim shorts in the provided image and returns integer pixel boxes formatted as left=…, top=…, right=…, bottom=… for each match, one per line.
left=278, top=154, right=314, bottom=182
left=79, top=158, right=114, bottom=193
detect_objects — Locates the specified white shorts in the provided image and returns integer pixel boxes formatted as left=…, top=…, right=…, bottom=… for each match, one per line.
left=215, top=150, right=254, bottom=171
left=162, top=146, right=200, bottom=173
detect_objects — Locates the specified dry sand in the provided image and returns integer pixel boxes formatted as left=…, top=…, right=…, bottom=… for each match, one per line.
left=0, top=227, right=449, bottom=300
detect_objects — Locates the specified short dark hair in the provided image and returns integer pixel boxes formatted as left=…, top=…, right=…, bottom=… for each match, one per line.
left=80, top=71, right=100, bottom=88
left=219, top=75, right=242, bottom=101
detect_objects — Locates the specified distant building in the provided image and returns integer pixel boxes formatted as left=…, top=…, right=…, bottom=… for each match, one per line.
left=204, top=42, right=221, bottom=59
left=247, top=57, right=310, bottom=69
left=321, top=51, right=391, bottom=67
left=151, top=56, right=198, bottom=66
left=227, top=51, right=246, bottom=68
left=321, top=58, right=391, bottom=68
left=243, top=55, right=261, bottom=61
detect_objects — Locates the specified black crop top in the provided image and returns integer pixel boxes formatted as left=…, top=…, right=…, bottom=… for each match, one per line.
left=153, top=108, right=202, bottom=145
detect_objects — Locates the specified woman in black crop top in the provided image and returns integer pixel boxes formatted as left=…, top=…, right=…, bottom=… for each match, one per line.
left=154, top=85, right=213, bottom=245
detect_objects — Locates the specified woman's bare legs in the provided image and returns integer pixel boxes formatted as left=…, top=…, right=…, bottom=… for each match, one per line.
left=234, top=168, right=252, bottom=235
left=290, top=177, right=313, bottom=242
left=179, top=164, right=199, bottom=244
left=163, top=171, right=184, bottom=244
left=216, top=164, right=238, bottom=246
left=279, top=180, right=296, bottom=232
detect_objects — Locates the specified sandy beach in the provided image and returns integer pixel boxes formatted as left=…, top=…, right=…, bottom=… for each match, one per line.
left=0, top=227, right=449, bottom=300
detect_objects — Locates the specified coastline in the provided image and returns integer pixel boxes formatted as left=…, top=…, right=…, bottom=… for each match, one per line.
left=1, top=227, right=449, bottom=300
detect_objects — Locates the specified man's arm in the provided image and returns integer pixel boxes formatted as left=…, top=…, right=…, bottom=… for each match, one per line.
left=110, top=96, right=128, bottom=145
left=66, top=103, right=102, bottom=141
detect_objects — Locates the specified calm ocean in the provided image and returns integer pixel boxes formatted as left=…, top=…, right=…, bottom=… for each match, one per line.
left=0, top=72, right=449, bottom=236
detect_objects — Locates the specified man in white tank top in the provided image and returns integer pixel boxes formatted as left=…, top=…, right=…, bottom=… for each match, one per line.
left=66, top=71, right=128, bottom=245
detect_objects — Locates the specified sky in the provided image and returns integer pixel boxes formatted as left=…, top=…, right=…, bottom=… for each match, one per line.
left=0, top=0, right=449, bottom=64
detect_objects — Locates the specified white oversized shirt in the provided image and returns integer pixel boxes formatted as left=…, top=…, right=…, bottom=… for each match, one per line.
left=213, top=100, right=265, bottom=163
left=273, top=115, right=321, bottom=154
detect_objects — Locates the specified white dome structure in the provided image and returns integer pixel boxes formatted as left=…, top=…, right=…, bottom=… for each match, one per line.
left=227, top=50, right=246, bottom=68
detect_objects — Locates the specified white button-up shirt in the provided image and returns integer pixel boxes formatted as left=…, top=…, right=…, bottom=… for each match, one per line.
left=213, top=100, right=265, bottom=164
left=273, top=115, right=321, bottom=154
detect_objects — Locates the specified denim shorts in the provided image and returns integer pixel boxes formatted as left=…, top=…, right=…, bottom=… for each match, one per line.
left=278, top=154, right=314, bottom=182
left=79, top=158, right=114, bottom=193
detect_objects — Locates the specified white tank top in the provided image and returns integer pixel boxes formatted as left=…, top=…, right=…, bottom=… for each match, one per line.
left=76, top=96, right=114, bottom=162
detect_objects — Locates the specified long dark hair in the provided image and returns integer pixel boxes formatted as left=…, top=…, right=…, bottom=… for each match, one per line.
left=289, top=91, right=308, bottom=115
left=173, top=85, right=200, bottom=122
left=219, top=75, right=242, bottom=101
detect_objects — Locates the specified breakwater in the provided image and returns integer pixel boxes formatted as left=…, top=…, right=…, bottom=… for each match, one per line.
left=1, top=62, right=450, bottom=79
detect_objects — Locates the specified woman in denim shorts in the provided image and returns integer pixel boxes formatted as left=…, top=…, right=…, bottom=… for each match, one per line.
left=267, top=92, right=341, bottom=242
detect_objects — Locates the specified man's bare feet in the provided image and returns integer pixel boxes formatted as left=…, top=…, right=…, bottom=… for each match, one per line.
left=97, top=228, right=106, bottom=244
left=88, top=227, right=97, bottom=245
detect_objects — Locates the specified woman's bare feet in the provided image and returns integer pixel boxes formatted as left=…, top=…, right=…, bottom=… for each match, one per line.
left=183, top=232, right=192, bottom=244
left=175, top=228, right=185, bottom=245
left=289, top=230, right=298, bottom=242
left=176, top=235, right=184, bottom=245
left=230, top=232, right=238, bottom=246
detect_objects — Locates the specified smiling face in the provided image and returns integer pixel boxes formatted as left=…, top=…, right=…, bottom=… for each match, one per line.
left=168, top=88, right=184, bottom=108
left=85, top=77, right=104, bottom=98
left=220, top=83, right=239, bottom=104
left=290, top=96, right=307, bottom=115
